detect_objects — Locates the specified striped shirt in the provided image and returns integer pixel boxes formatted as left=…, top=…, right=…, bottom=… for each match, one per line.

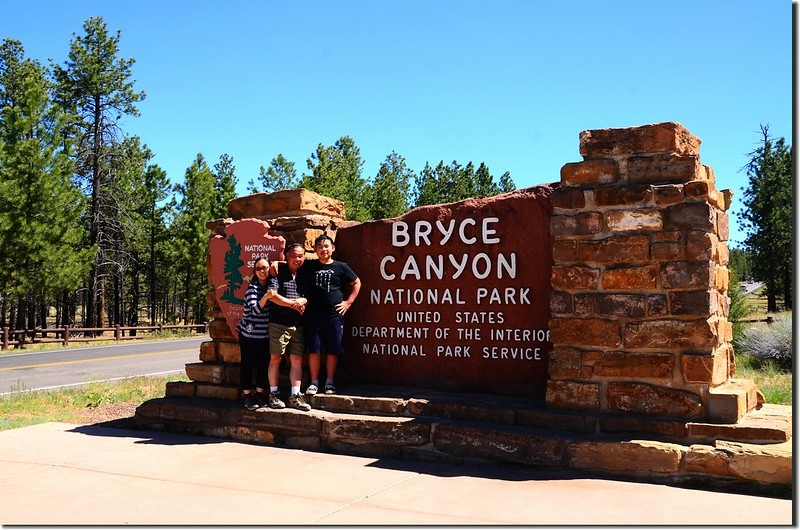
left=267, top=263, right=306, bottom=327
left=236, top=280, right=270, bottom=339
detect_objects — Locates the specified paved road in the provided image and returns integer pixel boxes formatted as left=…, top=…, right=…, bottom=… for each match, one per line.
left=0, top=337, right=205, bottom=395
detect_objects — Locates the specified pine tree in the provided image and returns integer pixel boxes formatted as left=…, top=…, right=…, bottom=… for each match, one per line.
left=249, top=154, right=298, bottom=193
left=739, top=124, right=793, bottom=311
left=0, top=39, right=92, bottom=329
left=172, top=153, right=217, bottom=323
left=367, top=151, right=413, bottom=219
left=51, top=16, right=145, bottom=328
left=213, top=153, right=237, bottom=218
left=302, top=136, right=370, bottom=221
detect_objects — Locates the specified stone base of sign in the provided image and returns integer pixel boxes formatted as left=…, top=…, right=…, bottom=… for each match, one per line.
left=134, top=386, right=791, bottom=497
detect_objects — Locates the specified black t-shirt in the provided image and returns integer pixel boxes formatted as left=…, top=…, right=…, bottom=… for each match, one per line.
left=302, top=259, right=358, bottom=318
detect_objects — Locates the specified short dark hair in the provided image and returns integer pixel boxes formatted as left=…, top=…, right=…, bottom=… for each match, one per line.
left=314, top=234, right=334, bottom=247
left=284, top=242, right=306, bottom=257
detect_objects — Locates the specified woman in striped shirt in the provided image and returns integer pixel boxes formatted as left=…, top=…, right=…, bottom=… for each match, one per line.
left=237, top=257, right=274, bottom=410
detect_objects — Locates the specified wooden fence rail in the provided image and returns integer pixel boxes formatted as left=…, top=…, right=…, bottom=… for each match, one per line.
left=0, top=323, right=208, bottom=350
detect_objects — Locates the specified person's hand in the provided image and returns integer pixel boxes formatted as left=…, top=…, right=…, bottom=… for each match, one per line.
left=290, top=298, right=307, bottom=314
left=336, top=300, right=352, bottom=315
left=269, top=261, right=281, bottom=275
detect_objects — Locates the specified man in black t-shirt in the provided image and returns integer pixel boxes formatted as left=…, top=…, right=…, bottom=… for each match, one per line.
left=302, top=234, right=360, bottom=396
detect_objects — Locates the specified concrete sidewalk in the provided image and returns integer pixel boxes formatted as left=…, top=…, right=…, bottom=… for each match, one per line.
left=0, top=422, right=792, bottom=525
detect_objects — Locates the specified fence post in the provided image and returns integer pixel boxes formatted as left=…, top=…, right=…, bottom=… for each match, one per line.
left=2, top=327, right=7, bottom=350
left=115, top=324, right=121, bottom=341
left=63, top=326, right=70, bottom=347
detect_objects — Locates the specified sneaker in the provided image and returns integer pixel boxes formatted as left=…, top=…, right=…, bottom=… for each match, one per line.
left=305, top=384, right=318, bottom=396
left=255, top=392, right=267, bottom=408
left=288, top=393, right=312, bottom=412
left=324, top=384, right=336, bottom=395
left=243, top=394, right=258, bottom=410
left=268, top=392, right=286, bottom=409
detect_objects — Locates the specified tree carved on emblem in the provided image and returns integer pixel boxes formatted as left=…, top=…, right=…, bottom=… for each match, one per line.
left=221, top=234, right=246, bottom=304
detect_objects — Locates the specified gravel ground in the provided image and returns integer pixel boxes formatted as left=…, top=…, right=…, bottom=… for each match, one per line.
left=70, top=401, right=140, bottom=427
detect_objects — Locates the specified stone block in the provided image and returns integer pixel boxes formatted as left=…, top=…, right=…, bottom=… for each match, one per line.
left=199, top=340, right=218, bottom=362
left=405, top=399, right=516, bottom=424
left=605, top=209, right=662, bottom=233
left=646, top=294, right=669, bottom=316
left=599, top=416, right=689, bottom=439
left=669, top=290, right=716, bottom=316
left=684, top=180, right=713, bottom=199
left=650, top=241, right=683, bottom=261
left=551, top=212, right=603, bottom=236
left=579, top=122, right=701, bottom=158
left=660, top=261, right=714, bottom=289
left=652, top=184, right=685, bottom=206
left=552, top=265, right=601, bottom=290
left=550, top=187, right=586, bottom=209
left=545, top=380, right=601, bottom=410
left=594, top=351, right=674, bottom=378
left=628, top=154, right=701, bottom=184
left=714, top=266, right=730, bottom=291
left=208, top=318, right=235, bottom=340
left=568, top=439, right=684, bottom=475
left=664, top=202, right=715, bottom=231
left=686, top=230, right=716, bottom=261
left=196, top=383, right=239, bottom=401
left=684, top=445, right=731, bottom=476
left=432, top=422, right=568, bottom=466
left=721, top=189, right=734, bottom=211
left=165, top=381, right=195, bottom=397
left=592, top=293, right=647, bottom=318
left=717, top=211, right=730, bottom=240
left=218, top=341, right=241, bottom=363
left=550, top=291, right=573, bottom=315
left=681, top=348, right=729, bottom=385
left=560, top=159, right=620, bottom=186
left=547, top=346, right=583, bottom=378
left=652, top=230, right=682, bottom=242
left=322, top=415, right=430, bottom=446
left=707, top=379, right=760, bottom=423
left=720, top=440, right=793, bottom=485
left=624, top=318, right=718, bottom=349
left=602, top=264, right=658, bottom=290
left=314, top=395, right=407, bottom=415
left=592, top=185, right=653, bottom=207
left=185, top=362, right=224, bottom=384
left=138, top=398, right=225, bottom=423
left=606, top=382, right=703, bottom=419
left=550, top=317, right=621, bottom=348
left=578, top=236, right=650, bottom=265
left=553, top=240, right=578, bottom=262
left=573, top=293, right=593, bottom=316
left=227, top=188, right=345, bottom=220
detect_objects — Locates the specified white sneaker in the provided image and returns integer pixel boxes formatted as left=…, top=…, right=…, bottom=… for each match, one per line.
left=305, top=384, right=318, bottom=396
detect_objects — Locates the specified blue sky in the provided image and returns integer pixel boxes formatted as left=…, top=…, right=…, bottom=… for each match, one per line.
left=3, top=0, right=793, bottom=245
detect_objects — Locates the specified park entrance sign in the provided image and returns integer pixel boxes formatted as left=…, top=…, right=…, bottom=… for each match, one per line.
left=336, top=187, right=554, bottom=397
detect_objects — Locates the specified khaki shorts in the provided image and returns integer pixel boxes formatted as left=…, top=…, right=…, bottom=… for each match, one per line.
left=269, top=322, right=305, bottom=356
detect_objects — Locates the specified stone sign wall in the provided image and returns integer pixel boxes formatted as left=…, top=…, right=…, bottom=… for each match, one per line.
left=335, top=187, right=554, bottom=397
left=189, top=122, right=756, bottom=423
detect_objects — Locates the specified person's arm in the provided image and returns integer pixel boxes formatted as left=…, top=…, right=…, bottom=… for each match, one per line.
left=336, top=277, right=361, bottom=315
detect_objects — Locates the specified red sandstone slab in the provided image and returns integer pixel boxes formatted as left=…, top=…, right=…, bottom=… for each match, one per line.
left=336, top=187, right=555, bottom=398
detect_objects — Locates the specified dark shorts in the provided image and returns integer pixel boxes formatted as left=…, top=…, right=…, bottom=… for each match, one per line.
left=305, top=314, right=344, bottom=356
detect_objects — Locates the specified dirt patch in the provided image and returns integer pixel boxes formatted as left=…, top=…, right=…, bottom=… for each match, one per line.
left=71, top=401, right=140, bottom=428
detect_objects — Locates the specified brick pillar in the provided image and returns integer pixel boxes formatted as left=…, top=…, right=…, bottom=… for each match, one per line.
left=547, top=122, right=759, bottom=423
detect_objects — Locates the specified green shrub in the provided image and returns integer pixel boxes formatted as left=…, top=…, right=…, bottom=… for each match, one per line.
left=734, top=314, right=793, bottom=370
